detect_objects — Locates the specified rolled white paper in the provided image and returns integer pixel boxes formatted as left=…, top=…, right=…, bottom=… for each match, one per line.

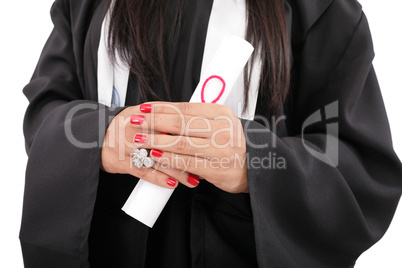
left=122, top=36, right=254, bottom=228
left=122, top=180, right=174, bottom=227
left=189, top=35, right=254, bottom=105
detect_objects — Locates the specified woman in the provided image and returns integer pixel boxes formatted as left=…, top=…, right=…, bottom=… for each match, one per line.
left=20, top=0, right=402, bottom=267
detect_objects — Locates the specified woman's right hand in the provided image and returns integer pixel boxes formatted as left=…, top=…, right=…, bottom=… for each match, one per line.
left=101, top=105, right=200, bottom=189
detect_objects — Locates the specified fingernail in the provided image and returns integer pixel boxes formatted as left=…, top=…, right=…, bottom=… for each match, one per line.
left=134, top=134, right=147, bottom=143
left=140, top=104, right=152, bottom=113
left=167, top=178, right=177, bottom=187
left=188, top=174, right=200, bottom=186
left=161, top=132, right=168, bottom=135
left=130, top=115, right=145, bottom=125
left=151, top=149, right=163, bottom=158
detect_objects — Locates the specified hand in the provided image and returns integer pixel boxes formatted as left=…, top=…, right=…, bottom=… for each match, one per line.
left=101, top=105, right=198, bottom=189
left=129, top=102, right=249, bottom=193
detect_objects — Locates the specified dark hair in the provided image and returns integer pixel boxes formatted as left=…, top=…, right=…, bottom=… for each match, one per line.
left=108, top=0, right=290, bottom=117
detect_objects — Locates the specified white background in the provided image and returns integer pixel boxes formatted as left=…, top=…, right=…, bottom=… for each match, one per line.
left=0, top=0, right=401, bottom=267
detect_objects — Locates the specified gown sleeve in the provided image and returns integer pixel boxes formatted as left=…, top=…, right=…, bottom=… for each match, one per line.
left=19, top=0, right=124, bottom=267
left=243, top=2, right=402, bottom=267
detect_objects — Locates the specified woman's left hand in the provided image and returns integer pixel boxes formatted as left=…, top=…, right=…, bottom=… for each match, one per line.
left=130, top=102, right=249, bottom=193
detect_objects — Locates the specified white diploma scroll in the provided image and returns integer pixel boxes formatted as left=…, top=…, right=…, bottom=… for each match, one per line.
left=122, top=179, right=175, bottom=227
left=189, top=36, right=254, bottom=104
left=122, top=36, right=254, bottom=228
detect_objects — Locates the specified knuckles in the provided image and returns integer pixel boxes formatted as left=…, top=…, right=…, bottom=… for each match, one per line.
left=134, top=164, right=149, bottom=178
left=175, top=137, right=191, bottom=153
left=178, top=102, right=191, bottom=115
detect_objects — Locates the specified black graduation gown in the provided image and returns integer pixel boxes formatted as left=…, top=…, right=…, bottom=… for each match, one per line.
left=20, top=0, right=402, bottom=267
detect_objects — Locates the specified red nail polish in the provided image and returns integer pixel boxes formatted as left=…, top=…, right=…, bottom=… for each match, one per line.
left=188, top=174, right=200, bottom=186
left=161, top=132, right=168, bottom=135
left=167, top=178, right=177, bottom=187
left=130, top=115, right=145, bottom=125
left=151, top=149, right=163, bottom=158
left=134, top=134, right=147, bottom=143
left=140, top=104, right=152, bottom=113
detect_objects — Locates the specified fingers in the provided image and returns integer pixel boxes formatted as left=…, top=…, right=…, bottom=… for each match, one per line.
left=152, top=161, right=200, bottom=188
left=126, top=157, right=180, bottom=189
left=133, top=131, right=242, bottom=161
left=114, top=102, right=239, bottom=141
left=130, top=113, right=224, bottom=138
left=104, top=104, right=208, bottom=189
left=124, top=150, right=200, bottom=189
left=133, top=133, right=221, bottom=159
left=149, top=149, right=223, bottom=181
left=129, top=113, right=239, bottom=145
left=139, top=102, right=236, bottom=119
left=149, top=149, right=248, bottom=193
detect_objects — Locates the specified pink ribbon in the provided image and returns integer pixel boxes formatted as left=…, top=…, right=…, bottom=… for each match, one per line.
left=201, top=75, right=226, bottom=103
